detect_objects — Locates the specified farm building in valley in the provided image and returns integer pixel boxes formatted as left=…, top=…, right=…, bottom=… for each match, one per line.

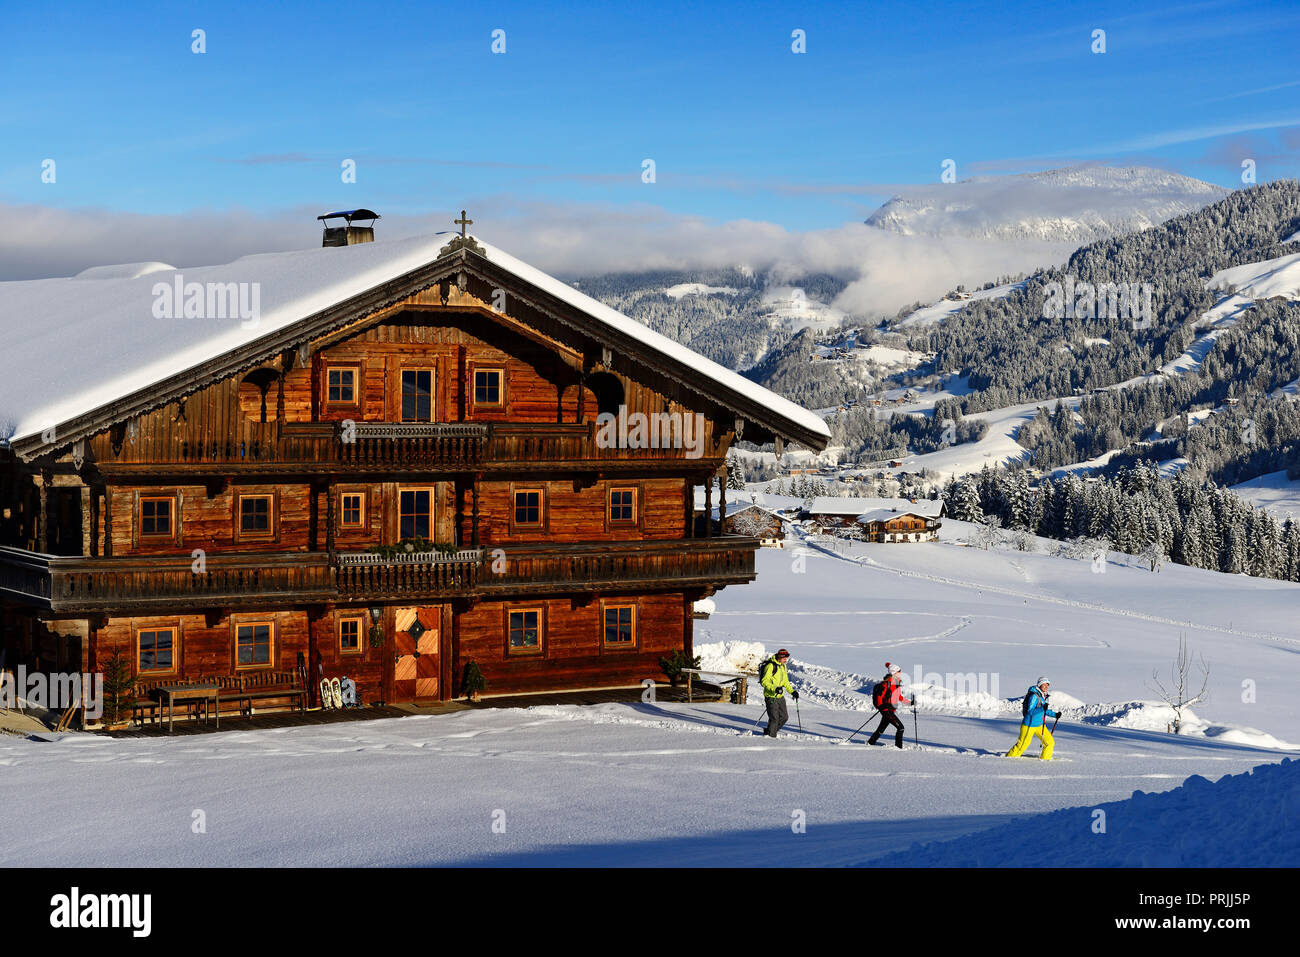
left=803, top=496, right=944, bottom=541
left=0, top=221, right=828, bottom=722
left=722, top=503, right=790, bottom=547
left=856, top=505, right=943, bottom=542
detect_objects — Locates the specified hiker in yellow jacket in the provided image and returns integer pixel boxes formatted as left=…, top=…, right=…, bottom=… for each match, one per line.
left=759, top=648, right=798, bottom=738
left=1007, top=677, right=1061, bottom=760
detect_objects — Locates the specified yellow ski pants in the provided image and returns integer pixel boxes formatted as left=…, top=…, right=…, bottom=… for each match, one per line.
left=1006, top=723, right=1054, bottom=760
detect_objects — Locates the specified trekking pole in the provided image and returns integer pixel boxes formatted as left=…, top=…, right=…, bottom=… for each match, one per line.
left=912, top=701, right=919, bottom=750
left=795, top=695, right=803, bottom=734
left=844, top=711, right=876, bottom=744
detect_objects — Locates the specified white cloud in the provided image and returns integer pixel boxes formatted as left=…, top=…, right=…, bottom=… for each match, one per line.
left=0, top=198, right=1076, bottom=320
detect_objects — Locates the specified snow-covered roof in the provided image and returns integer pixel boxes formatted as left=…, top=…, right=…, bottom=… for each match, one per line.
left=806, top=496, right=944, bottom=517
left=0, top=232, right=830, bottom=452
left=857, top=507, right=943, bottom=524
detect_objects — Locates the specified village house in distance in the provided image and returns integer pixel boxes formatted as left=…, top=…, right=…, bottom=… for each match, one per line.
left=804, top=496, right=945, bottom=543
left=0, top=214, right=829, bottom=721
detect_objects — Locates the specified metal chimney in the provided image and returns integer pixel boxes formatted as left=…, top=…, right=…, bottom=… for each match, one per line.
left=317, top=209, right=380, bottom=247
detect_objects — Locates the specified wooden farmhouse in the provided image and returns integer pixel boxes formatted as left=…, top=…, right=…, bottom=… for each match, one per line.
left=804, top=496, right=944, bottom=541
left=721, top=503, right=788, bottom=547
left=0, top=221, right=828, bottom=717
left=856, top=502, right=944, bottom=543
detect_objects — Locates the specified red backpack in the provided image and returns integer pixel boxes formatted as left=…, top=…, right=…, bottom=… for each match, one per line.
left=872, top=678, right=890, bottom=709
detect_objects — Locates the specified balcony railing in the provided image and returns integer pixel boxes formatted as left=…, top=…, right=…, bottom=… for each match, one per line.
left=93, top=420, right=716, bottom=474
left=335, top=548, right=484, bottom=601
left=0, top=538, right=757, bottom=612
left=479, top=537, right=756, bottom=596
left=0, top=547, right=336, bottom=613
left=334, top=422, right=487, bottom=469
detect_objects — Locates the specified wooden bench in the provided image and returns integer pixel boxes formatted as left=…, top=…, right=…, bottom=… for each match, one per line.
left=222, top=670, right=307, bottom=716
left=131, top=672, right=305, bottom=725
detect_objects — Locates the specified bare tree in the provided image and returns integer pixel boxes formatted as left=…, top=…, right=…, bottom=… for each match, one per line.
left=732, top=508, right=773, bottom=539
left=1011, top=527, right=1036, bottom=552
left=970, top=513, right=1003, bottom=550
left=1138, top=540, right=1166, bottom=573
left=1147, top=633, right=1209, bottom=734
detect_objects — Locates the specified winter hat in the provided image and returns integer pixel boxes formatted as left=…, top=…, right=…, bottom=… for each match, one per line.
left=885, top=662, right=901, bottom=676
left=1036, top=676, right=1051, bottom=687
left=775, top=648, right=790, bottom=659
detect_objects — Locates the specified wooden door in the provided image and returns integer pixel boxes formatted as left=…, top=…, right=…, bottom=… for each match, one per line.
left=393, top=607, right=439, bottom=701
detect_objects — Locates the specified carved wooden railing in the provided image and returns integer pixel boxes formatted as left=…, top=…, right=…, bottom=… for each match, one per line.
left=334, top=422, right=487, bottom=469
left=335, top=548, right=483, bottom=600
left=478, top=536, right=757, bottom=595
left=0, top=538, right=758, bottom=612
left=484, top=422, right=714, bottom=468
left=0, top=549, right=337, bottom=613
left=94, top=419, right=717, bottom=473
left=0, top=546, right=54, bottom=603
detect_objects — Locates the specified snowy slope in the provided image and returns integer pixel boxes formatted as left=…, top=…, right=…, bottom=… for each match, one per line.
left=888, top=395, right=1079, bottom=477
left=0, top=701, right=1284, bottom=867
left=2, top=527, right=1294, bottom=866
left=1230, top=469, right=1300, bottom=520
left=1110, top=251, right=1300, bottom=393
left=896, top=281, right=1027, bottom=328
left=903, top=757, right=1298, bottom=867
left=707, top=529, right=1300, bottom=745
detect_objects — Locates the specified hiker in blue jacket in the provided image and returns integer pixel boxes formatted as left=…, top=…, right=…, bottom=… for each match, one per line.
left=1007, top=676, right=1060, bottom=759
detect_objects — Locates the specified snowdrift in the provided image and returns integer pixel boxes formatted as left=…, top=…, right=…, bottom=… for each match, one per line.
left=898, top=758, right=1298, bottom=867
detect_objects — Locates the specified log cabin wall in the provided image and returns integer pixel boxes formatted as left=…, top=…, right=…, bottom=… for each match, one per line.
left=311, top=607, right=385, bottom=699
left=91, top=610, right=311, bottom=681
left=81, top=307, right=722, bottom=465
left=84, top=608, right=388, bottom=704
left=467, top=478, right=687, bottom=544
left=455, top=591, right=686, bottom=697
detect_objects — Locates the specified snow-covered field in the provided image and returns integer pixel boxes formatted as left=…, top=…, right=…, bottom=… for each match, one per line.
left=2, top=526, right=1295, bottom=867
left=1230, top=469, right=1300, bottom=520
left=896, top=281, right=1027, bottom=328
left=897, top=395, right=1079, bottom=476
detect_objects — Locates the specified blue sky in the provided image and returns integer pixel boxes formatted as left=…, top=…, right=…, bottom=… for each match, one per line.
left=1, top=0, right=1297, bottom=238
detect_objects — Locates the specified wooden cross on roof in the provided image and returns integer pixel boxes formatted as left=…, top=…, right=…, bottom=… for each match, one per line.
left=454, top=210, right=473, bottom=238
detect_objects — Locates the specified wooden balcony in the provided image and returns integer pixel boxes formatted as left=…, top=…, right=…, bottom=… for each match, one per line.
left=333, top=422, right=487, bottom=469
left=334, top=548, right=484, bottom=601
left=0, top=538, right=757, bottom=613
left=0, top=546, right=337, bottom=613
left=482, top=422, right=717, bottom=473
left=478, top=536, right=757, bottom=596
left=93, top=420, right=718, bottom=476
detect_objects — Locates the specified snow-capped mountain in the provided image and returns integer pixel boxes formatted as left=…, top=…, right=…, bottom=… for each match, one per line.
left=865, top=166, right=1228, bottom=245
